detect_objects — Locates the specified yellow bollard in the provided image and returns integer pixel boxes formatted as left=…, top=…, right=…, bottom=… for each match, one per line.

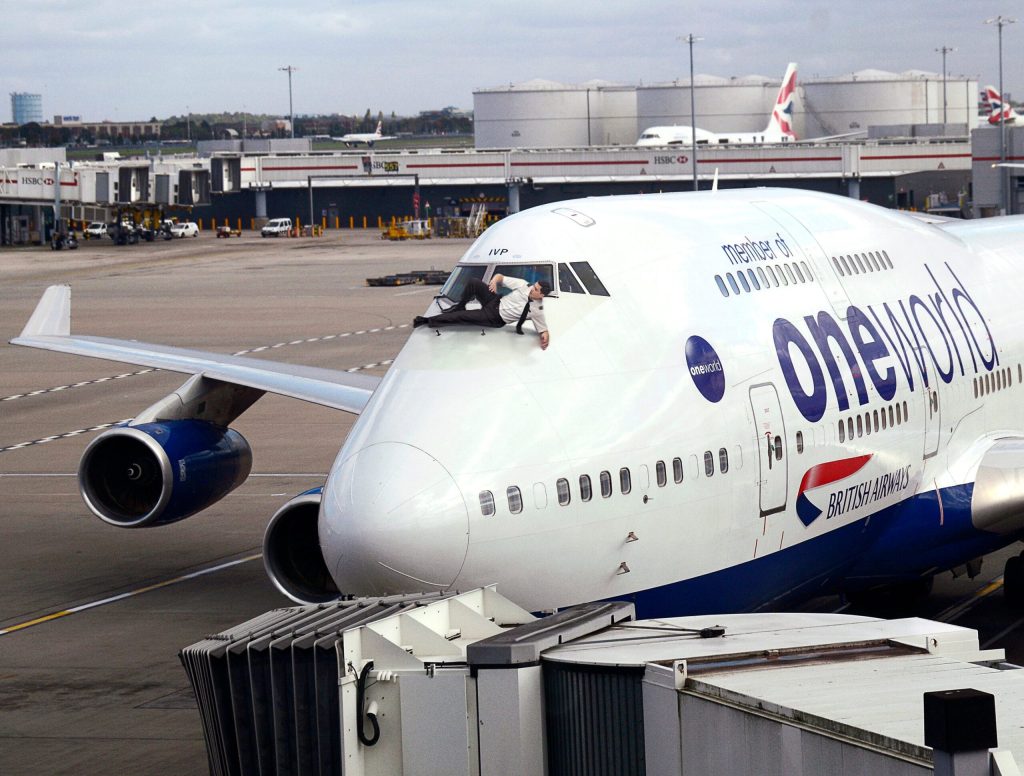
left=237, top=217, right=242, bottom=232
left=212, top=217, right=217, bottom=229
left=349, top=216, right=354, bottom=229
left=322, top=216, right=327, bottom=230
left=197, top=218, right=203, bottom=231
left=335, top=216, right=340, bottom=229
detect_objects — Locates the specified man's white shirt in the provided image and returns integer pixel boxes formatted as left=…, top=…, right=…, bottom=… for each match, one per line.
left=498, top=277, right=548, bottom=333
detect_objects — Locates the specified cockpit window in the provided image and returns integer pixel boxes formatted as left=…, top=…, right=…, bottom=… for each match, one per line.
left=569, top=262, right=610, bottom=296
left=493, top=264, right=555, bottom=295
left=439, top=264, right=487, bottom=301
left=558, top=263, right=587, bottom=294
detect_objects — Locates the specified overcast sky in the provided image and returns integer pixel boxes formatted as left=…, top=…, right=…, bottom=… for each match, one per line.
left=2, top=0, right=1020, bottom=122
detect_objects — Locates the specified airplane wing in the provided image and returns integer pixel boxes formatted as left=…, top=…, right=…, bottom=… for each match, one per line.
left=10, top=285, right=379, bottom=415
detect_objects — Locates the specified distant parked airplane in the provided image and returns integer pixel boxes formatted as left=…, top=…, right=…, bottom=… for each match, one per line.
left=636, top=63, right=798, bottom=146
left=981, top=86, right=1020, bottom=125
left=334, top=120, right=395, bottom=147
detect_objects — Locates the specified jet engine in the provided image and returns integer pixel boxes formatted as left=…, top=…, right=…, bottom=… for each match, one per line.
left=262, top=487, right=341, bottom=604
left=79, top=419, right=252, bottom=528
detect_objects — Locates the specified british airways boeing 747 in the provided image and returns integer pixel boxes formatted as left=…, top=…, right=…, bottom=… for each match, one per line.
left=13, top=188, right=1024, bottom=617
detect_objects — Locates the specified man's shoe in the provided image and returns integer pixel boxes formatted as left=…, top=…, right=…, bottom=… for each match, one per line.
left=413, top=316, right=429, bottom=328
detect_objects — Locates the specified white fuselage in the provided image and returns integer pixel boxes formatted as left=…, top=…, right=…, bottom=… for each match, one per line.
left=319, top=189, right=1024, bottom=615
left=636, top=125, right=793, bottom=146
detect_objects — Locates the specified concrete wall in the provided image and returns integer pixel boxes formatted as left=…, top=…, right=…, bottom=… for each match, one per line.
left=474, top=87, right=637, bottom=148
left=971, top=125, right=1024, bottom=216
left=802, top=76, right=977, bottom=138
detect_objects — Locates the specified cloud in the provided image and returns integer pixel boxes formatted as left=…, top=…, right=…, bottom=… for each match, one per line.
left=1, top=0, right=1019, bottom=121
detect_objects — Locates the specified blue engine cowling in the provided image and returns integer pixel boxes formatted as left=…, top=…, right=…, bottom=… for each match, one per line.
left=262, top=487, right=341, bottom=604
left=78, top=420, right=252, bottom=528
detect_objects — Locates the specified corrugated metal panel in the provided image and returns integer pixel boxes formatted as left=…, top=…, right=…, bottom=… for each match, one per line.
left=544, top=662, right=646, bottom=776
left=180, top=592, right=453, bottom=776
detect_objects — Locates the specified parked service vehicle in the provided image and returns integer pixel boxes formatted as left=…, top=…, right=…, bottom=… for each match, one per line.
left=84, top=222, right=107, bottom=238
left=261, top=218, right=292, bottom=237
left=170, top=221, right=199, bottom=238
left=106, top=221, right=139, bottom=245
left=50, top=232, right=78, bottom=250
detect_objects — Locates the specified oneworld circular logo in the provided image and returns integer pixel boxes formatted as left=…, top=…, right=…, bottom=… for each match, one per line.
left=685, top=335, right=725, bottom=403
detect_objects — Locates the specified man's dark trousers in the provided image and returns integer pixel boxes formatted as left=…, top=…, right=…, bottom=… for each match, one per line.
left=429, top=278, right=505, bottom=328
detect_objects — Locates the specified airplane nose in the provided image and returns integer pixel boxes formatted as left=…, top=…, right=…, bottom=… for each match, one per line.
left=320, top=442, right=469, bottom=595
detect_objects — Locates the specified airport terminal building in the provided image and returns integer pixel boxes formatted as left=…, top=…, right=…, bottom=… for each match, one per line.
left=2, top=67, right=1020, bottom=245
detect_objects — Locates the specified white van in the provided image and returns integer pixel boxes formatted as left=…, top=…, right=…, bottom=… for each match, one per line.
left=85, top=221, right=107, bottom=238
left=170, top=221, right=199, bottom=238
left=261, top=218, right=292, bottom=237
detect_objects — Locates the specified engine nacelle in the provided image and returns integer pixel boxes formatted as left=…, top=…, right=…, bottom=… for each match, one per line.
left=263, top=487, right=341, bottom=604
left=78, top=420, right=252, bottom=528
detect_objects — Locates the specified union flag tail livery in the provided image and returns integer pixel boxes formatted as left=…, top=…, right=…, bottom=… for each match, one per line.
left=982, top=85, right=1019, bottom=125
left=767, top=62, right=798, bottom=139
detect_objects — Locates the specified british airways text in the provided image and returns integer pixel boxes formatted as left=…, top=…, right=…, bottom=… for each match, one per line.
left=774, top=262, right=997, bottom=422
left=826, top=465, right=912, bottom=519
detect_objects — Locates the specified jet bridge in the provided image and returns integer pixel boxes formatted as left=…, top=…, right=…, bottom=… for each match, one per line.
left=182, top=587, right=1024, bottom=776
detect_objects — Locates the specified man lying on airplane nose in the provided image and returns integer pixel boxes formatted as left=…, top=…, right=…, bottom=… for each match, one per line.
left=413, top=274, right=551, bottom=350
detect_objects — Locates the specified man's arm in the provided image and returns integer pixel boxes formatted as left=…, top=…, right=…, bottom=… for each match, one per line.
left=539, top=331, right=550, bottom=350
left=487, top=273, right=504, bottom=293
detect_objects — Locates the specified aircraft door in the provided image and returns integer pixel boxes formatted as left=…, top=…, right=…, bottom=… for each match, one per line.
left=753, top=201, right=851, bottom=320
left=749, top=383, right=788, bottom=516
left=918, top=350, right=939, bottom=459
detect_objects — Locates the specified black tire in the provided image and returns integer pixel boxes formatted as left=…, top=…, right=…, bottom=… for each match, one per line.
left=1005, top=554, right=1024, bottom=608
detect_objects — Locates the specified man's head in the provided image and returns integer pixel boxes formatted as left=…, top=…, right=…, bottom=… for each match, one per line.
left=530, top=280, right=552, bottom=300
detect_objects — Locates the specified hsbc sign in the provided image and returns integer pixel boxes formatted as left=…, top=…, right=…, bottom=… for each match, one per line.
left=21, top=176, right=54, bottom=186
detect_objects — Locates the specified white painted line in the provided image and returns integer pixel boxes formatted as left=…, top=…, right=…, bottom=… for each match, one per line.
left=0, top=554, right=263, bottom=636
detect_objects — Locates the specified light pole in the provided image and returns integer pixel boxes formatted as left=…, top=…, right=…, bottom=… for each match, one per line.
left=985, top=16, right=1016, bottom=214
left=279, top=65, right=297, bottom=138
left=934, top=45, right=956, bottom=124
left=186, top=106, right=191, bottom=143
left=678, top=34, right=703, bottom=191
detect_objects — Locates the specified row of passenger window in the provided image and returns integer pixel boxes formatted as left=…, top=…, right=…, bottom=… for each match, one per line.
left=974, top=365, right=1018, bottom=398
left=831, top=250, right=893, bottom=277
left=837, top=401, right=910, bottom=443
left=715, top=261, right=815, bottom=298
left=479, top=448, right=737, bottom=516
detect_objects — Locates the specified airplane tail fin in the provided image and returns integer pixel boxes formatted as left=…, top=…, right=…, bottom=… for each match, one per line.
left=983, top=86, right=1019, bottom=125
left=375, top=120, right=383, bottom=136
left=765, top=62, right=798, bottom=139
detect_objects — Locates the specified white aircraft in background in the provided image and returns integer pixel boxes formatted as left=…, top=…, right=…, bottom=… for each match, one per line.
left=636, top=62, right=798, bottom=146
left=334, top=120, right=395, bottom=147
left=981, top=85, right=1020, bottom=125
left=13, top=187, right=1024, bottom=618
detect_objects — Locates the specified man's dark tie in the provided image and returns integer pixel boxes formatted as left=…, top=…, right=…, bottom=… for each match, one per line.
left=515, top=300, right=531, bottom=334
